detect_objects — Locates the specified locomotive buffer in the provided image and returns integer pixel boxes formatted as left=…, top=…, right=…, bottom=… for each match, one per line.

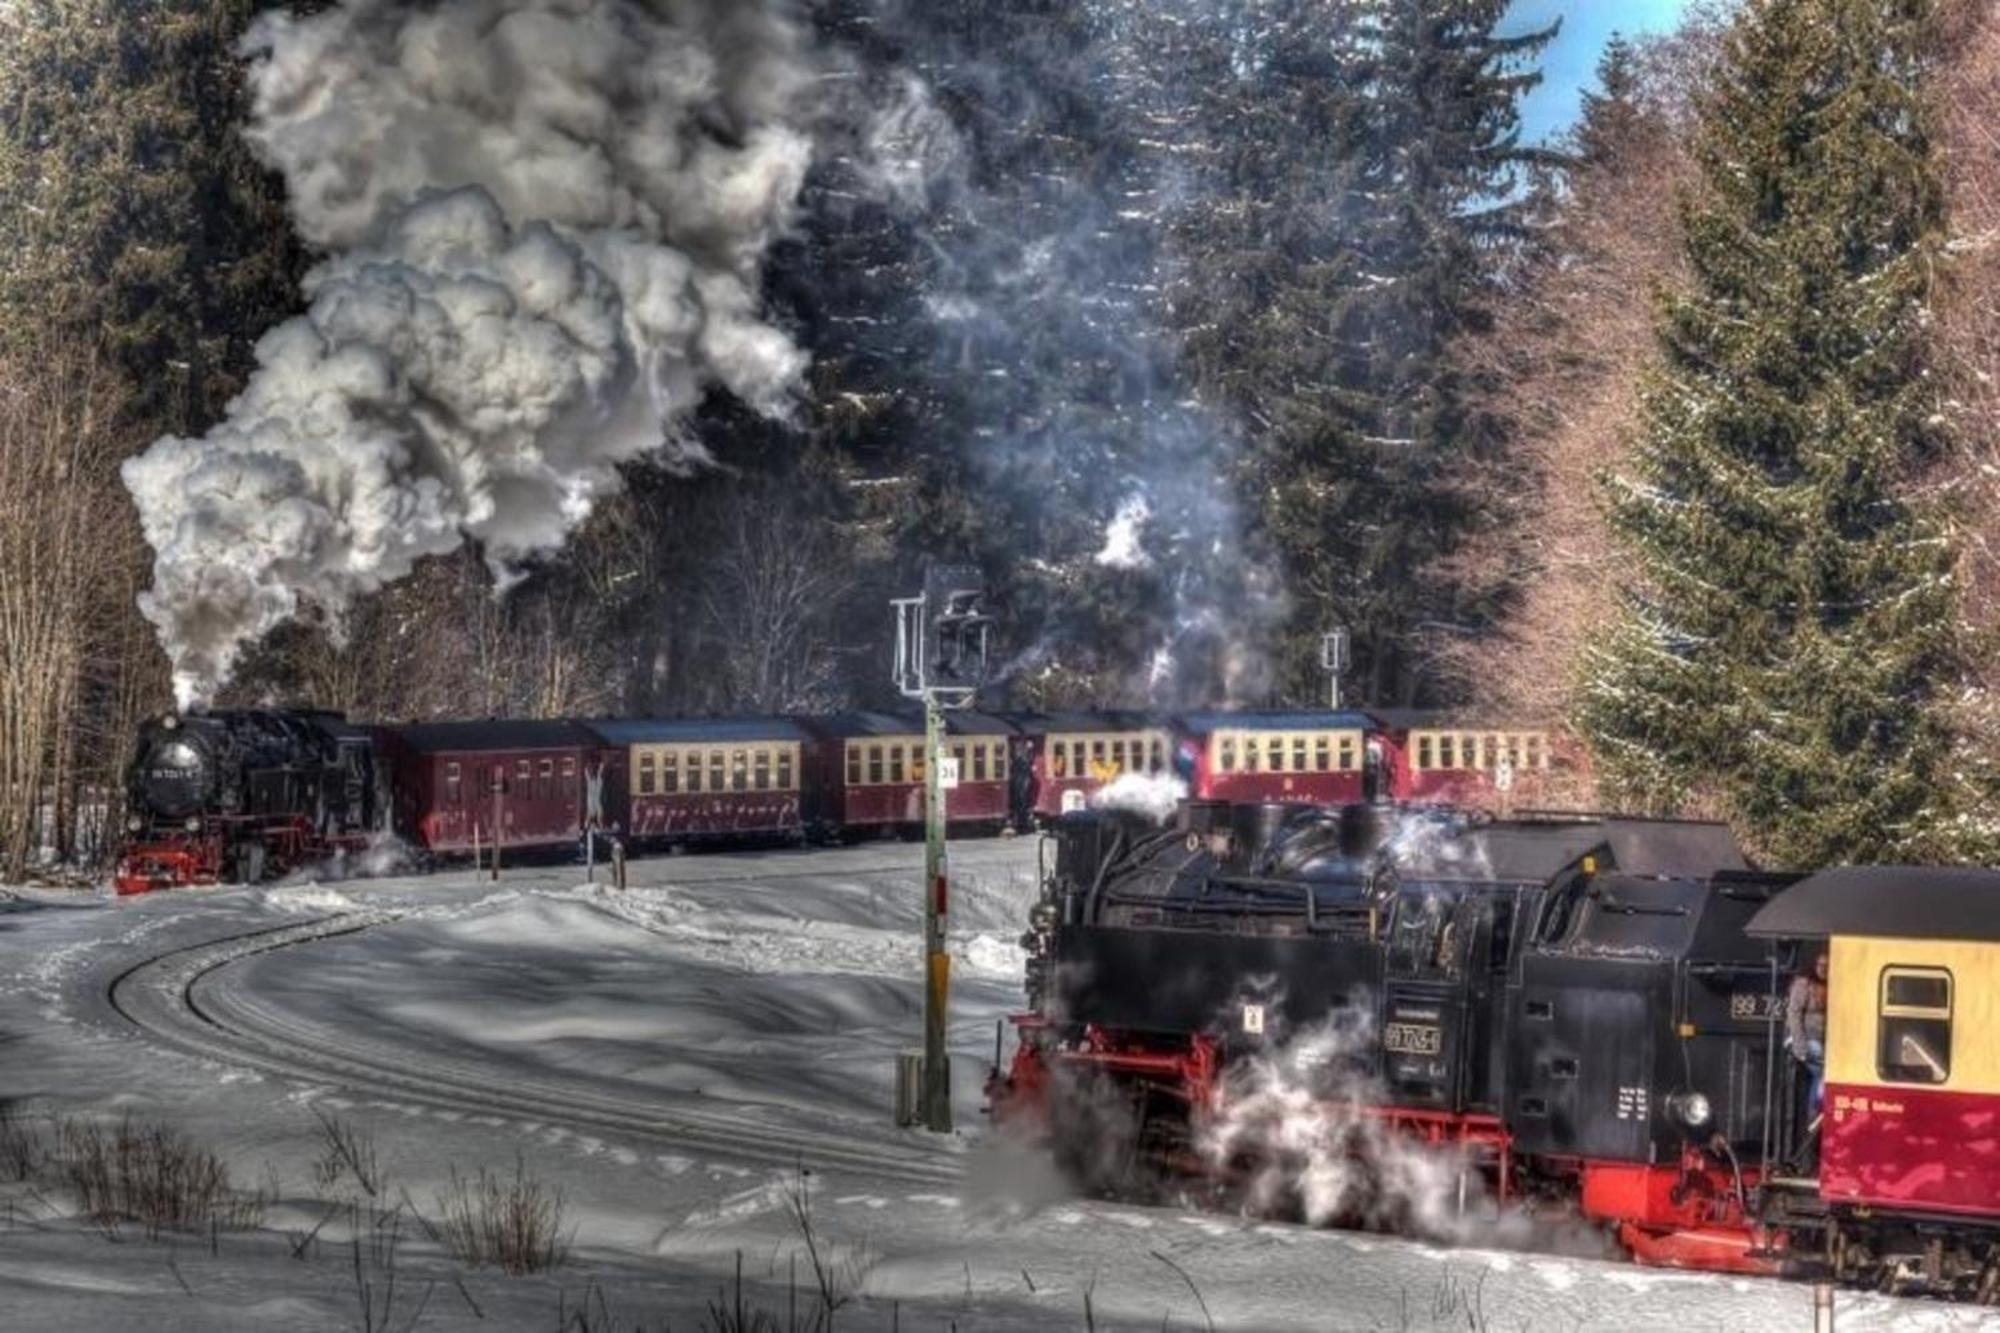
left=891, top=564, right=992, bottom=1133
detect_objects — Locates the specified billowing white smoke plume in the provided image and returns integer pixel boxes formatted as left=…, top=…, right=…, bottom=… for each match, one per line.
left=123, top=0, right=816, bottom=707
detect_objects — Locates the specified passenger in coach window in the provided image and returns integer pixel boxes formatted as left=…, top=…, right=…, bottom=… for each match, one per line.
left=1785, top=948, right=1828, bottom=1167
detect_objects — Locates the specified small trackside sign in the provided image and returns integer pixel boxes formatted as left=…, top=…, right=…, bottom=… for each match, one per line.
left=1242, top=1003, right=1265, bottom=1035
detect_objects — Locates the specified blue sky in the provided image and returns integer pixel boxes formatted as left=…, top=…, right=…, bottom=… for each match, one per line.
left=1507, top=0, right=1703, bottom=143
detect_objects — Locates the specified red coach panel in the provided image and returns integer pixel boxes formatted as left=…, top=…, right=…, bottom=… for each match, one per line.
left=380, top=719, right=606, bottom=855
left=584, top=717, right=808, bottom=844
left=1179, top=710, right=1376, bottom=807
left=799, top=711, right=1019, bottom=837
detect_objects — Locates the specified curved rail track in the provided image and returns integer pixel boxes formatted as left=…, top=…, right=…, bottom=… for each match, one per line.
left=103, top=912, right=964, bottom=1189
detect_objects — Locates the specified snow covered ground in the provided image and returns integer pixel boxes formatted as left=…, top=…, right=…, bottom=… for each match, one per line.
left=0, top=842, right=1994, bottom=1332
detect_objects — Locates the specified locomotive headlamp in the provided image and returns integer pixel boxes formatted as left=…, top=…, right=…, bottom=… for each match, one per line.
left=162, top=715, right=178, bottom=730
left=126, top=815, right=143, bottom=834
left=1668, top=1090, right=1713, bottom=1131
left=183, top=816, right=202, bottom=834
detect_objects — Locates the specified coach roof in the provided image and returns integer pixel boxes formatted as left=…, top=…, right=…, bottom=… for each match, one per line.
left=1747, top=865, right=2000, bottom=943
left=388, top=719, right=601, bottom=753
left=808, top=711, right=1018, bottom=738
left=1178, top=710, right=1377, bottom=735
left=583, top=717, right=811, bottom=745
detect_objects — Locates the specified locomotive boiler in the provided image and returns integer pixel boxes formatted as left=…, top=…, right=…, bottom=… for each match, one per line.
left=116, top=710, right=384, bottom=895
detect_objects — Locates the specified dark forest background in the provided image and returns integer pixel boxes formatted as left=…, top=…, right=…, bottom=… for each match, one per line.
left=3, top=0, right=1998, bottom=874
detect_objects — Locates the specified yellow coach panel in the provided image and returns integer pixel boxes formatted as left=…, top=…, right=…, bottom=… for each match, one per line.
left=1826, top=934, right=2000, bottom=1096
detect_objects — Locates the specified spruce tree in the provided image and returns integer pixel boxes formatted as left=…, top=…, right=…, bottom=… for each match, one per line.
left=1579, top=0, right=1980, bottom=865
left=1173, top=0, right=1554, bottom=705
left=0, top=0, right=310, bottom=433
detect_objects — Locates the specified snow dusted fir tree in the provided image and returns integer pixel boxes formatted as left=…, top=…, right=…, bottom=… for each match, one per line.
left=1179, top=0, right=1555, bottom=705
left=1579, top=0, right=1989, bottom=865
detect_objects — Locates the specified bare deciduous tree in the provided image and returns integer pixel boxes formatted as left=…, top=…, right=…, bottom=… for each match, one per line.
left=698, top=488, right=850, bottom=715
left=0, top=340, right=151, bottom=878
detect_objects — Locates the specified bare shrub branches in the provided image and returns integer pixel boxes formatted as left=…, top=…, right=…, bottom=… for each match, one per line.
left=312, top=1108, right=381, bottom=1200
left=429, top=1157, right=573, bottom=1276
left=49, top=1114, right=265, bottom=1239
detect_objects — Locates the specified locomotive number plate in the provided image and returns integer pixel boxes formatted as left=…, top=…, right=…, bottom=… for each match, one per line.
left=1729, top=992, right=1779, bottom=1021
left=1384, top=1023, right=1442, bottom=1056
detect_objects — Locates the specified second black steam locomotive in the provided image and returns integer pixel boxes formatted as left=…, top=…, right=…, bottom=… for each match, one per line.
left=994, top=799, right=1804, bottom=1275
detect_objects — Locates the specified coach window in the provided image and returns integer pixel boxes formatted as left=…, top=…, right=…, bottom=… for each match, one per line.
left=1437, top=736, right=1455, bottom=770
left=1526, top=735, right=1545, bottom=769
left=868, top=745, right=884, bottom=785
left=443, top=762, right=462, bottom=807
left=1879, top=967, right=1953, bottom=1085
left=539, top=759, right=554, bottom=799
left=965, top=744, right=982, bottom=782
left=706, top=751, right=724, bottom=793
left=658, top=751, right=677, bottom=794
left=845, top=745, right=861, bottom=786
left=777, top=750, right=794, bottom=790
left=1292, top=736, right=1308, bottom=772
left=751, top=750, right=769, bottom=791
left=912, top=746, right=926, bottom=783
left=562, top=757, right=578, bottom=798
left=1267, top=737, right=1284, bottom=772
left=728, top=750, right=747, bottom=792
left=888, top=745, right=905, bottom=784
left=1415, top=735, right=1433, bottom=771
left=687, top=751, right=704, bottom=794
left=637, top=752, right=656, bottom=797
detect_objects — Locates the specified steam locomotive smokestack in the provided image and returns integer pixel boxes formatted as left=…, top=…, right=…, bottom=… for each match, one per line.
left=121, top=0, right=818, bottom=708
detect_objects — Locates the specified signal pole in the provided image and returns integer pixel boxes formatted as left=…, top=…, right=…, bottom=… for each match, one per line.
left=893, top=565, right=991, bottom=1135
left=921, top=688, right=950, bottom=1132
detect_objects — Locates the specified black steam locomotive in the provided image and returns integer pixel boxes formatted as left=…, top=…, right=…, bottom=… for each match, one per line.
left=118, top=710, right=384, bottom=894
left=995, top=800, right=1802, bottom=1273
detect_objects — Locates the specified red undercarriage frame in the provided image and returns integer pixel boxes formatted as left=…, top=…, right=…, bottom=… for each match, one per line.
left=115, top=816, right=366, bottom=896
left=991, top=1018, right=1783, bottom=1277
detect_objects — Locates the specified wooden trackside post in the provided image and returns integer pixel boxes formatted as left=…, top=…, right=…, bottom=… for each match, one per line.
left=612, top=838, right=627, bottom=891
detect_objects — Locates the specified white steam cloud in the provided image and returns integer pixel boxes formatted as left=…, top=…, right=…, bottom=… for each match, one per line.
left=1199, top=1007, right=1491, bottom=1242
left=1088, top=770, right=1185, bottom=823
left=123, top=0, right=817, bottom=707
left=1095, top=493, right=1152, bottom=570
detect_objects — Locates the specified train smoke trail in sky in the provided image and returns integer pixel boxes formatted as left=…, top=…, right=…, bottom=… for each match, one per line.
left=122, top=0, right=816, bottom=708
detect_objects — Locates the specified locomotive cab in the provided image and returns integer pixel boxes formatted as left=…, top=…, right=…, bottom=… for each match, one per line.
left=1506, top=868, right=1792, bottom=1165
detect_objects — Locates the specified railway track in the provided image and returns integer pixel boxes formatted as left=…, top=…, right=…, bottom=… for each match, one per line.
left=104, top=912, right=966, bottom=1190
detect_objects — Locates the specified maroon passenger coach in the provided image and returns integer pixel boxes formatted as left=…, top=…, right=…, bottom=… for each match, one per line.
left=585, top=716, right=808, bottom=846
left=801, top=711, right=1018, bottom=836
left=380, top=719, right=607, bottom=857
